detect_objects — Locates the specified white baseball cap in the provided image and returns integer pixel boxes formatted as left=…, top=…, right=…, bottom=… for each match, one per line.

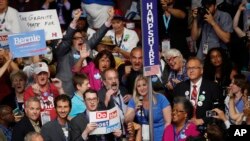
left=34, top=62, right=49, bottom=74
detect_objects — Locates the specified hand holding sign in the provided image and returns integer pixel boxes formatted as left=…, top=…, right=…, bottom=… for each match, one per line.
left=3, top=49, right=12, bottom=61
left=85, top=123, right=98, bottom=134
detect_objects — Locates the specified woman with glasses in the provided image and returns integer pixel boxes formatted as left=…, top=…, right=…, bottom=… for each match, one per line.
left=163, top=48, right=189, bottom=103
left=125, top=75, right=171, bottom=141
left=162, top=97, right=200, bottom=141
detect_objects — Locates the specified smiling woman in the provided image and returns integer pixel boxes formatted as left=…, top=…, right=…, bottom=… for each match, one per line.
left=125, top=75, right=172, bottom=141
left=163, top=48, right=189, bottom=90
left=162, top=97, right=200, bottom=141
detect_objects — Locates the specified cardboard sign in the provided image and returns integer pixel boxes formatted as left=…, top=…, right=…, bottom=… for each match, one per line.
left=89, top=106, right=121, bottom=135
left=8, top=30, right=47, bottom=58
left=18, top=10, right=62, bottom=40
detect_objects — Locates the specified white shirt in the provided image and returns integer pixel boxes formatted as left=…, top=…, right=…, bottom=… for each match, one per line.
left=190, top=77, right=202, bottom=103
left=105, top=27, right=139, bottom=59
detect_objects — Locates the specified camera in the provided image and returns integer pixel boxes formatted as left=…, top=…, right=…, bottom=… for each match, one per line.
left=197, top=7, right=208, bottom=25
left=206, top=110, right=217, bottom=117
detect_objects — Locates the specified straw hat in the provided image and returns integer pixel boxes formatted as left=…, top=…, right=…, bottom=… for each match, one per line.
left=99, top=36, right=116, bottom=46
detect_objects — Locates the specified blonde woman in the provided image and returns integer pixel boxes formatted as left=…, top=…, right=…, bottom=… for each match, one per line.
left=125, top=75, right=171, bottom=141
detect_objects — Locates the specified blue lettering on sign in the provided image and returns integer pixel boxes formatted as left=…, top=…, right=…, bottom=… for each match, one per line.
left=96, top=120, right=109, bottom=127
left=106, top=123, right=120, bottom=133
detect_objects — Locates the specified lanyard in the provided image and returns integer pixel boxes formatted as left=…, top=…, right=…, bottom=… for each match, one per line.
left=113, top=94, right=124, bottom=115
left=113, top=95, right=126, bottom=135
left=174, top=121, right=188, bottom=141
left=115, top=33, right=124, bottom=47
left=163, top=14, right=171, bottom=32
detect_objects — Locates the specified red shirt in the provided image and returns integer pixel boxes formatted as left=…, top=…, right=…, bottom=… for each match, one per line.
left=24, top=83, right=60, bottom=122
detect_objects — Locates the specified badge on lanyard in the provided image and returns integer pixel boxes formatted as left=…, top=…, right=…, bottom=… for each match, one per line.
left=203, top=43, right=208, bottom=55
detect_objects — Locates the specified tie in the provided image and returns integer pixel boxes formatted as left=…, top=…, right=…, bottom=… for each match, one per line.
left=191, top=85, right=197, bottom=117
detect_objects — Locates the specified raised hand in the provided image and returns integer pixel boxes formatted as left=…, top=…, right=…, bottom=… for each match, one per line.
left=79, top=44, right=90, bottom=59
left=107, top=7, right=114, bottom=20
left=73, top=9, right=82, bottom=21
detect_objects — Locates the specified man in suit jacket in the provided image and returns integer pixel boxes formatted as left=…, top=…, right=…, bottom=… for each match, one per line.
left=56, top=8, right=115, bottom=95
left=174, top=57, right=224, bottom=126
left=41, top=95, right=72, bottom=141
left=70, top=89, right=122, bottom=141
left=98, top=68, right=130, bottom=140
left=12, top=97, right=41, bottom=141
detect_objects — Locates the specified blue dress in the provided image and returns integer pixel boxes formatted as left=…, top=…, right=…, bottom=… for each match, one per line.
left=128, top=94, right=170, bottom=141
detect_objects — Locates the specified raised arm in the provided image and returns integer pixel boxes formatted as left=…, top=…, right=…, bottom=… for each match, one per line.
left=191, top=8, right=202, bottom=41
left=234, top=3, right=247, bottom=38
left=56, top=9, right=81, bottom=57
left=204, top=10, right=231, bottom=43
left=86, top=8, right=114, bottom=49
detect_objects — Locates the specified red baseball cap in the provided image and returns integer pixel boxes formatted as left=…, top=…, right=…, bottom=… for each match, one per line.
left=113, top=9, right=124, bottom=20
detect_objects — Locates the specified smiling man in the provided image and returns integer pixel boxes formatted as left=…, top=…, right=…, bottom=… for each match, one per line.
left=174, top=57, right=224, bottom=127
left=41, top=95, right=72, bottom=141
left=12, top=97, right=41, bottom=141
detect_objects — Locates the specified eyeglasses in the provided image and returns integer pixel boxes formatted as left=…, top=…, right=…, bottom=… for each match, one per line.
left=187, top=67, right=201, bottom=71
left=166, top=56, right=178, bottom=63
left=172, top=109, right=185, bottom=113
left=85, top=97, right=98, bottom=103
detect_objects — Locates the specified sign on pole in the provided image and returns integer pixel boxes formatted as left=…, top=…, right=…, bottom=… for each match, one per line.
left=141, top=0, right=160, bottom=77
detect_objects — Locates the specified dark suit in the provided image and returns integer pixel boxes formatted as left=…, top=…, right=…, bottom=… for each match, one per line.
left=69, top=112, right=117, bottom=141
left=174, top=78, right=224, bottom=124
left=98, top=86, right=129, bottom=109
left=11, top=116, right=37, bottom=141
left=41, top=119, right=70, bottom=141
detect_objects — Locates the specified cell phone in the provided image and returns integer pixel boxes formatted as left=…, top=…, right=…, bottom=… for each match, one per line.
left=206, top=110, right=217, bottom=117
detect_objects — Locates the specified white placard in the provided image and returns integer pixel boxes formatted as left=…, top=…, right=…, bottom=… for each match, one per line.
left=89, top=106, right=121, bottom=135
left=18, top=10, right=62, bottom=40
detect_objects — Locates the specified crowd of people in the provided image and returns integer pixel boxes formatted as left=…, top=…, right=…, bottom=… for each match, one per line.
left=1, top=0, right=250, bottom=141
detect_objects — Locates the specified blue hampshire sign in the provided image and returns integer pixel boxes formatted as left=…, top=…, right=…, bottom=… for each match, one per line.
left=141, top=0, right=160, bottom=76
